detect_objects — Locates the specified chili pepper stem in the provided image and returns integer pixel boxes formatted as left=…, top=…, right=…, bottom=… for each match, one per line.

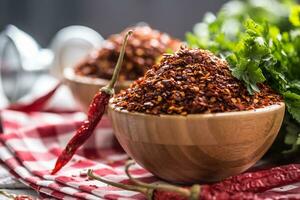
left=101, top=30, right=133, bottom=95
left=87, top=169, right=149, bottom=193
left=124, top=160, right=193, bottom=197
left=0, top=190, right=16, bottom=199
left=87, top=161, right=201, bottom=200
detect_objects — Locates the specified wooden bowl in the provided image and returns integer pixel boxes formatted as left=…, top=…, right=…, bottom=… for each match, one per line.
left=63, top=67, right=131, bottom=112
left=108, top=102, right=285, bottom=183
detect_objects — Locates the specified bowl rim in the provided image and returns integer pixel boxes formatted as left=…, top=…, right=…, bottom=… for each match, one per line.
left=108, top=99, right=285, bottom=119
left=63, top=67, right=132, bottom=86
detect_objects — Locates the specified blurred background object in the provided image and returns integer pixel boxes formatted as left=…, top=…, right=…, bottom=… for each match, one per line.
left=0, top=25, right=53, bottom=103
left=0, top=0, right=227, bottom=106
left=0, top=25, right=103, bottom=106
left=0, top=0, right=227, bottom=46
left=2, top=0, right=295, bottom=107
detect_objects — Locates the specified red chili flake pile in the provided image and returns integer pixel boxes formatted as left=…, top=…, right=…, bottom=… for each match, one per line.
left=112, top=47, right=282, bottom=115
left=75, top=25, right=181, bottom=81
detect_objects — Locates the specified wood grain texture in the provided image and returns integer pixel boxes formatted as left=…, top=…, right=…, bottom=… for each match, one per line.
left=63, top=67, right=131, bottom=112
left=108, top=102, right=285, bottom=183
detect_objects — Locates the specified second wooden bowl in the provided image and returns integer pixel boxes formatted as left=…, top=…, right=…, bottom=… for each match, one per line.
left=63, top=67, right=131, bottom=112
left=108, top=102, right=285, bottom=183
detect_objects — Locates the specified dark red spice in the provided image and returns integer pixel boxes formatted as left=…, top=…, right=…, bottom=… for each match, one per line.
left=51, top=30, right=133, bottom=175
left=113, top=47, right=282, bottom=115
left=14, top=195, right=34, bottom=200
left=75, top=25, right=181, bottom=81
left=88, top=163, right=300, bottom=200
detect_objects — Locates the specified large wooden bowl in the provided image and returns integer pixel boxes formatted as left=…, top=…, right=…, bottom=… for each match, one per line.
left=63, top=67, right=131, bottom=112
left=108, top=102, right=285, bottom=183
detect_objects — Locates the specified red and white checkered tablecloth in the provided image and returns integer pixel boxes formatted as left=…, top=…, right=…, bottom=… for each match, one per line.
left=0, top=85, right=300, bottom=199
left=0, top=109, right=153, bottom=199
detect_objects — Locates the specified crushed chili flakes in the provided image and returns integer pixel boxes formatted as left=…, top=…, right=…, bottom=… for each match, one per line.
left=75, top=25, right=181, bottom=81
left=112, top=47, right=283, bottom=115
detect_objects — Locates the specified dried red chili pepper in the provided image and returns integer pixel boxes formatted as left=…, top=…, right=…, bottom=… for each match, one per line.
left=51, top=30, right=133, bottom=175
left=8, top=82, right=62, bottom=113
left=87, top=162, right=300, bottom=200
left=210, top=164, right=300, bottom=193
